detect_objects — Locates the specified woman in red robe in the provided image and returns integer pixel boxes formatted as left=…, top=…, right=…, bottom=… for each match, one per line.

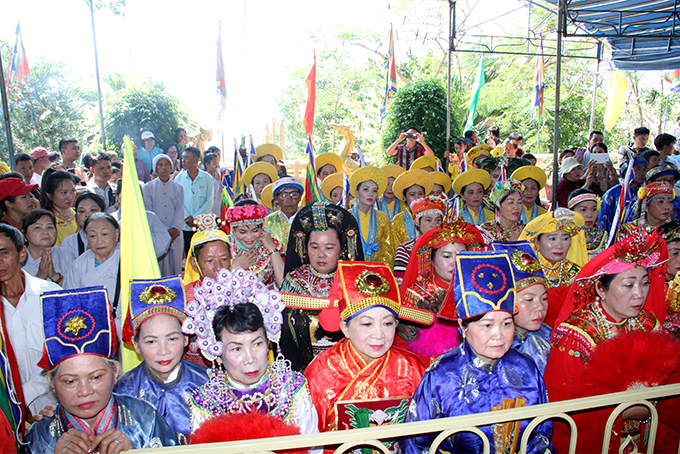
left=544, top=226, right=680, bottom=453
left=305, top=261, right=433, bottom=435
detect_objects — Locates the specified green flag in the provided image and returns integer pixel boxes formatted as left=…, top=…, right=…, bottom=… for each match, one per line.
left=464, top=57, right=485, bottom=131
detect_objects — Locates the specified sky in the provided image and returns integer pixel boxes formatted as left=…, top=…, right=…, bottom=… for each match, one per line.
left=1, top=0, right=549, bottom=151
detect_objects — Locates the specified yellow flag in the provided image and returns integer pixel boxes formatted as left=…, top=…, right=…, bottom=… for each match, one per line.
left=120, top=136, right=160, bottom=371
left=604, top=71, right=628, bottom=132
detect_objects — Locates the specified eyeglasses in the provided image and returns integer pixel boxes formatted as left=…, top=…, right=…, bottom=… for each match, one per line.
left=277, top=191, right=301, bottom=200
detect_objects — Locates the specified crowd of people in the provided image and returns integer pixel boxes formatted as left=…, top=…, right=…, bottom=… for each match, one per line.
left=1, top=123, right=680, bottom=454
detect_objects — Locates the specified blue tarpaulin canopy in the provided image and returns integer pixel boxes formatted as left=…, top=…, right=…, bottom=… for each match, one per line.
left=544, top=0, right=680, bottom=70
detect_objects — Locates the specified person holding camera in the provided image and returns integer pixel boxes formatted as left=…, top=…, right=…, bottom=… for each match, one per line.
left=386, top=126, right=435, bottom=170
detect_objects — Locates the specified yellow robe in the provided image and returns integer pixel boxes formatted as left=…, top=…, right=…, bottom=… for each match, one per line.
left=356, top=208, right=394, bottom=267
left=391, top=210, right=418, bottom=247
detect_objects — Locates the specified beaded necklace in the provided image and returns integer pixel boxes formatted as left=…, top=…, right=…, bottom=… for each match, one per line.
left=591, top=298, right=644, bottom=339
left=404, top=209, right=417, bottom=240
left=462, top=205, right=484, bottom=226
left=352, top=204, right=379, bottom=261
left=377, top=196, right=400, bottom=222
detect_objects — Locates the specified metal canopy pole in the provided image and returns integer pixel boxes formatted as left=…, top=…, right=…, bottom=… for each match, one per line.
left=588, top=42, right=602, bottom=134
left=446, top=0, right=455, bottom=166
left=551, top=0, right=565, bottom=210
left=0, top=57, right=15, bottom=169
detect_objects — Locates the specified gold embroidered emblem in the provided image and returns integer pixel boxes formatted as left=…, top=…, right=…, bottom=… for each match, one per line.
left=64, top=316, right=87, bottom=336
left=139, top=285, right=177, bottom=305
left=355, top=270, right=391, bottom=296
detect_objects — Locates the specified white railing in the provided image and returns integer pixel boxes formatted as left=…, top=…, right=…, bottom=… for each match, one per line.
left=140, top=383, right=680, bottom=454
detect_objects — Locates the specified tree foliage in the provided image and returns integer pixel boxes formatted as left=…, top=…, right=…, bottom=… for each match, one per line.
left=104, top=80, right=193, bottom=149
left=0, top=57, right=96, bottom=161
left=380, top=77, right=460, bottom=163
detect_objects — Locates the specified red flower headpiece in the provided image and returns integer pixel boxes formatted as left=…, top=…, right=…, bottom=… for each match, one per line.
left=226, top=204, right=269, bottom=227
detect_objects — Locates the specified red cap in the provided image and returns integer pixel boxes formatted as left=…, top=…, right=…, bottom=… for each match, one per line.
left=30, top=147, right=49, bottom=160
left=0, top=178, right=38, bottom=200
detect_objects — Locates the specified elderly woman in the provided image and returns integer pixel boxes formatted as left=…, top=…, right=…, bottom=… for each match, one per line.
left=491, top=241, right=551, bottom=373
left=452, top=169, right=494, bottom=226
left=511, top=165, right=548, bottom=224
left=26, top=287, right=177, bottom=452
left=393, top=195, right=447, bottom=284
left=398, top=221, right=485, bottom=361
left=60, top=193, right=105, bottom=257
left=182, top=268, right=319, bottom=435
left=404, top=250, right=553, bottom=454
left=226, top=199, right=284, bottom=288
left=544, top=227, right=680, bottom=452
left=390, top=169, right=435, bottom=247
left=349, top=167, right=394, bottom=264
left=479, top=179, right=526, bottom=243
left=620, top=181, right=674, bottom=237
left=520, top=208, right=588, bottom=288
left=568, top=188, right=609, bottom=259
left=21, top=209, right=75, bottom=285
left=116, top=276, right=208, bottom=439
left=40, top=171, right=78, bottom=246
left=63, top=213, right=122, bottom=328
left=0, top=177, right=38, bottom=230
left=305, top=261, right=433, bottom=435
left=279, top=202, right=363, bottom=371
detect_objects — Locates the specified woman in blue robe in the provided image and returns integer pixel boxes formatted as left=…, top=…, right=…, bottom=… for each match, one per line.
left=116, top=275, right=209, bottom=439
left=404, top=251, right=553, bottom=454
left=26, top=286, right=177, bottom=453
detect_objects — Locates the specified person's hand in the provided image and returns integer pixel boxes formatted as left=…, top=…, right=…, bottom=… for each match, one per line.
left=54, top=428, right=91, bottom=453
left=185, top=216, right=194, bottom=228
left=35, top=249, right=52, bottom=280
left=260, top=231, right=276, bottom=253
left=231, top=248, right=257, bottom=270
left=583, top=162, right=594, bottom=187
left=90, top=429, right=132, bottom=454
left=622, top=404, right=651, bottom=421
left=31, top=404, right=56, bottom=421
left=397, top=132, right=407, bottom=143
left=416, top=132, right=425, bottom=144
left=168, top=228, right=180, bottom=241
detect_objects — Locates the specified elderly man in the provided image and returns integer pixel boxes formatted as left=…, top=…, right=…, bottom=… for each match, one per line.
left=0, top=224, right=61, bottom=417
left=138, top=131, right=163, bottom=174
left=265, top=177, right=304, bottom=250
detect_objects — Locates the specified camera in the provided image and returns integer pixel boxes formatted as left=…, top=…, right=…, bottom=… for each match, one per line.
left=405, top=133, right=418, bottom=140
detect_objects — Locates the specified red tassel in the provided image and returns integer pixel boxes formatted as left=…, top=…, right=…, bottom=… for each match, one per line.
left=573, top=331, right=680, bottom=398
left=190, top=411, right=306, bottom=454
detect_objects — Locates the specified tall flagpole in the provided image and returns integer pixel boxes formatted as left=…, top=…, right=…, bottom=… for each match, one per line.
left=89, top=0, right=106, bottom=148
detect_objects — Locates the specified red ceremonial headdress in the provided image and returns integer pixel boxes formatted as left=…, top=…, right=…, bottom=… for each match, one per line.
left=318, top=261, right=434, bottom=332
left=410, top=194, right=447, bottom=223
left=400, top=221, right=485, bottom=304
left=553, top=226, right=668, bottom=330
left=226, top=203, right=269, bottom=227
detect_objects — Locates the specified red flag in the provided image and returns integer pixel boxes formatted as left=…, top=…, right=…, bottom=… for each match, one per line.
left=303, top=53, right=316, bottom=136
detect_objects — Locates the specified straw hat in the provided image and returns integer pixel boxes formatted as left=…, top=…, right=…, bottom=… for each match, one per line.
left=381, top=164, right=406, bottom=180
left=511, top=165, right=547, bottom=190
left=255, top=143, right=283, bottom=162
left=315, top=153, right=343, bottom=174
left=321, top=173, right=343, bottom=201
left=430, top=171, right=452, bottom=193
left=260, top=183, right=275, bottom=209
left=410, top=155, right=441, bottom=171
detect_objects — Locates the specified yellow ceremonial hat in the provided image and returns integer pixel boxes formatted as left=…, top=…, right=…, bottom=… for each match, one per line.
left=349, top=166, right=387, bottom=197
left=255, top=143, right=283, bottom=162
left=242, top=162, right=279, bottom=188
left=466, top=144, right=492, bottom=168
left=511, top=165, right=547, bottom=190
left=315, top=153, right=343, bottom=175
left=381, top=164, right=406, bottom=180
left=410, top=155, right=441, bottom=171
left=260, top=182, right=275, bottom=209
left=430, top=171, right=452, bottom=194
left=321, top=172, right=343, bottom=201
left=392, top=169, right=434, bottom=201
left=452, top=169, right=492, bottom=195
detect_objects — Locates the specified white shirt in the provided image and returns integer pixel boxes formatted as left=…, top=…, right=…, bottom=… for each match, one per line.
left=86, top=179, right=116, bottom=213
left=22, top=246, right=75, bottom=281
left=30, top=173, right=42, bottom=186
left=1, top=271, right=61, bottom=414
left=60, top=230, right=89, bottom=257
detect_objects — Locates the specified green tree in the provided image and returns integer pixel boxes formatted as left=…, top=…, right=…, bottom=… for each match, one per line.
left=104, top=80, right=194, bottom=149
left=0, top=56, right=96, bottom=161
left=380, top=77, right=460, bottom=163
